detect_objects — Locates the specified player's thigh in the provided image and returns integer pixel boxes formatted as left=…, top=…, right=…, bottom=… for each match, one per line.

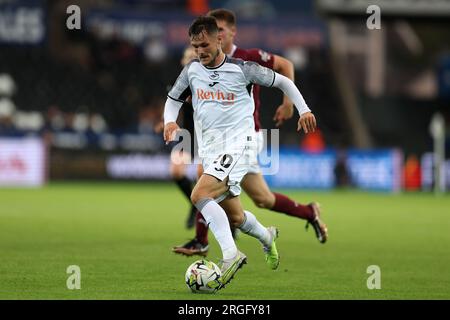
left=203, top=152, right=245, bottom=195
left=191, top=174, right=229, bottom=204
left=195, top=150, right=247, bottom=204
left=241, top=173, right=275, bottom=208
left=219, top=196, right=245, bottom=227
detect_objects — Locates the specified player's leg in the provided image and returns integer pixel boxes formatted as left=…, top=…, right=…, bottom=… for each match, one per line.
left=223, top=151, right=280, bottom=270
left=170, top=150, right=196, bottom=229
left=194, top=164, right=209, bottom=244
left=241, top=172, right=328, bottom=243
left=172, top=163, right=210, bottom=256
left=190, top=174, right=237, bottom=261
left=193, top=150, right=262, bottom=287
left=173, top=163, right=236, bottom=257
left=220, top=196, right=279, bottom=270
left=190, top=174, right=246, bottom=287
left=194, top=164, right=238, bottom=241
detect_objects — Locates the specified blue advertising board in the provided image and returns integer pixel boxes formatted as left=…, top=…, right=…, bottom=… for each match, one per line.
left=104, top=145, right=403, bottom=191
left=263, top=148, right=336, bottom=189
left=345, top=149, right=403, bottom=192
left=262, top=148, right=402, bottom=192
left=0, top=0, right=46, bottom=45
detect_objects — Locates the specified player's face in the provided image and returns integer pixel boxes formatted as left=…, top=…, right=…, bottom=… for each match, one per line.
left=216, top=19, right=235, bottom=50
left=190, top=30, right=221, bottom=67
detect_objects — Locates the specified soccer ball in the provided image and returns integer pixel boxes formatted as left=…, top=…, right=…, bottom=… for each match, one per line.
left=185, top=259, right=222, bottom=294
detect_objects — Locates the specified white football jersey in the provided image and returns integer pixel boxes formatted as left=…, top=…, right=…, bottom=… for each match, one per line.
left=168, top=55, right=275, bottom=158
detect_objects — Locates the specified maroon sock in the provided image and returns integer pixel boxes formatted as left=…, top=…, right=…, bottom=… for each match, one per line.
left=272, top=192, right=315, bottom=221
left=195, top=211, right=209, bottom=245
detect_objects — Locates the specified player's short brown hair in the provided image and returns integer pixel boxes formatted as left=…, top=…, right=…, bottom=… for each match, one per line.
left=188, top=16, right=219, bottom=37
left=207, top=8, right=236, bottom=26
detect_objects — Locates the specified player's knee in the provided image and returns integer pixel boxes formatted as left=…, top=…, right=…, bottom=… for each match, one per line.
left=170, top=162, right=186, bottom=179
left=171, top=168, right=185, bottom=180
left=190, top=191, right=200, bottom=205
left=190, top=189, right=209, bottom=205
left=229, top=214, right=244, bottom=228
left=252, top=194, right=271, bottom=209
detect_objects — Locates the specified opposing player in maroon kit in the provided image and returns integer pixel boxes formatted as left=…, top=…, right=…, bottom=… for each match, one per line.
left=173, top=9, right=328, bottom=256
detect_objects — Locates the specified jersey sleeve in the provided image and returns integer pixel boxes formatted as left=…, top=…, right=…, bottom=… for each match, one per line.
left=167, top=63, right=192, bottom=102
left=241, top=60, right=276, bottom=87
left=246, top=48, right=275, bottom=69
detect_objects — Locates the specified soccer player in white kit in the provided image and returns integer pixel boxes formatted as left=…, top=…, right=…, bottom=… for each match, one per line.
left=163, top=16, right=317, bottom=289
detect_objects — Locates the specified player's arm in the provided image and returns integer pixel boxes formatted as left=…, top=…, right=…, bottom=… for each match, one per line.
left=242, top=61, right=316, bottom=134
left=272, top=55, right=295, bottom=126
left=271, top=73, right=316, bottom=133
left=163, top=97, right=182, bottom=143
left=163, top=63, right=192, bottom=143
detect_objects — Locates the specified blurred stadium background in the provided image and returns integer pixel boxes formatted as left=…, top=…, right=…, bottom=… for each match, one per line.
left=0, top=0, right=450, bottom=299
left=0, top=0, right=449, bottom=190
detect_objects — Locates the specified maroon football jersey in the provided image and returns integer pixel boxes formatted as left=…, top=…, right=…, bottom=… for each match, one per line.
left=232, top=46, right=275, bottom=131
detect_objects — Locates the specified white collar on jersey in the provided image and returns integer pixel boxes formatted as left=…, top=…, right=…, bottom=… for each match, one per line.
left=227, top=44, right=237, bottom=58
left=204, top=53, right=227, bottom=69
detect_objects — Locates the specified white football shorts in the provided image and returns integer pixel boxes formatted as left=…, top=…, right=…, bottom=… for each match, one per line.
left=202, top=143, right=258, bottom=202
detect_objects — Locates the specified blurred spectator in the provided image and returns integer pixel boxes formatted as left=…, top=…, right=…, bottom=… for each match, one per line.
left=403, top=154, right=422, bottom=191
left=13, top=111, right=44, bottom=132
left=73, top=113, right=89, bottom=132
left=138, top=98, right=164, bottom=134
left=46, top=105, right=65, bottom=131
left=300, top=129, right=325, bottom=153
left=63, top=112, right=76, bottom=131
left=143, top=36, right=168, bottom=64
left=0, top=73, right=18, bottom=135
left=187, top=0, right=209, bottom=15
left=89, top=32, right=138, bottom=70
left=0, top=73, right=16, bottom=97
left=334, top=149, right=351, bottom=187
left=0, top=98, right=15, bottom=118
left=0, top=98, right=16, bottom=135
left=89, top=113, right=108, bottom=133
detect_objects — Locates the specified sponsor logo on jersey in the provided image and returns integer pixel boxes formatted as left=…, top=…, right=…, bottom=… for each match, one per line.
left=196, top=88, right=235, bottom=104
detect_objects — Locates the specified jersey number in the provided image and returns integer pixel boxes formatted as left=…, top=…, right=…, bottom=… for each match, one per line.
left=213, top=154, right=233, bottom=172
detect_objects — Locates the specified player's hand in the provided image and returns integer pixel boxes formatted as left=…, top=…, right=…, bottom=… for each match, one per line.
left=163, top=122, right=180, bottom=144
left=273, top=103, right=294, bottom=127
left=297, top=112, right=316, bottom=134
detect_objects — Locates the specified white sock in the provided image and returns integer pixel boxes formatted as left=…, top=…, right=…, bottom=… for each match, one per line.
left=195, top=199, right=237, bottom=260
left=238, top=210, right=271, bottom=247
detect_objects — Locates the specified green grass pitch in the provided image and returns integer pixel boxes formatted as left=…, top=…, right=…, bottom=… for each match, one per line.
left=0, top=182, right=449, bottom=299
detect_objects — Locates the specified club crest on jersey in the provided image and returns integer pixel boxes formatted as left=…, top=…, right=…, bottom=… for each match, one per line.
left=258, top=50, right=271, bottom=62
left=209, top=71, right=220, bottom=80
left=196, top=88, right=235, bottom=104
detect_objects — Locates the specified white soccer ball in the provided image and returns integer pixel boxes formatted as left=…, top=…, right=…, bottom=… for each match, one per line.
left=185, top=259, right=222, bottom=294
